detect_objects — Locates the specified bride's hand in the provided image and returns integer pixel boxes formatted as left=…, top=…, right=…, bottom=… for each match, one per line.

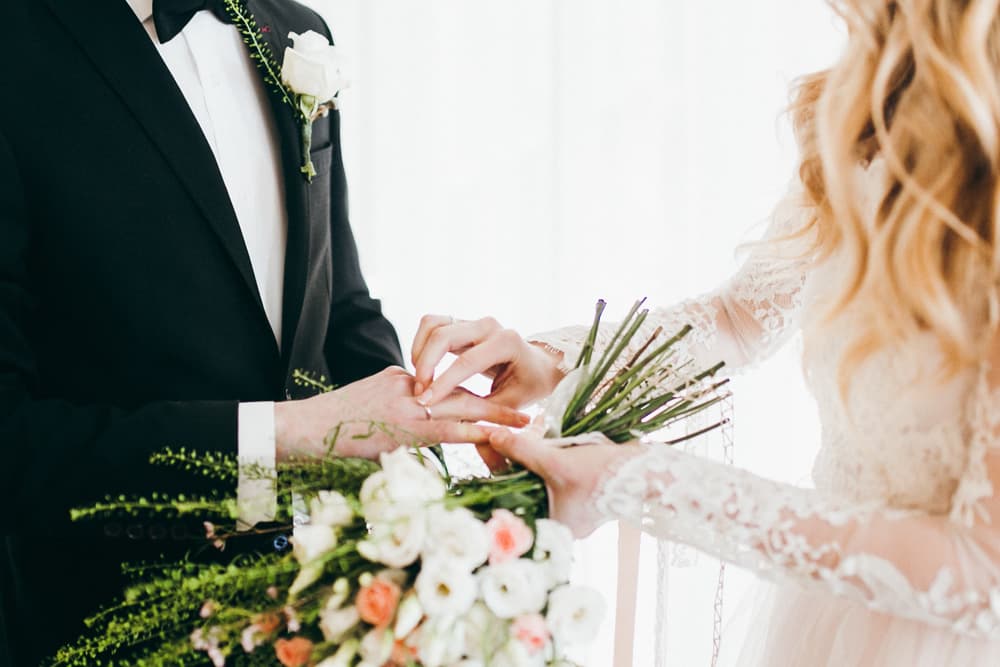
left=411, top=315, right=565, bottom=409
left=488, top=427, right=638, bottom=538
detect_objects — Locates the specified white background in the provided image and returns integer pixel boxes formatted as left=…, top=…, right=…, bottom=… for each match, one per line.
left=303, top=1, right=845, bottom=664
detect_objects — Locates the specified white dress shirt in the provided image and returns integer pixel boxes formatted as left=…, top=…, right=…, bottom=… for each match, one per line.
left=126, top=0, right=280, bottom=525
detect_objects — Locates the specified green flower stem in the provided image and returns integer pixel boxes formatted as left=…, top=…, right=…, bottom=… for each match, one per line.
left=564, top=301, right=649, bottom=427
left=562, top=349, right=683, bottom=437
left=298, top=95, right=318, bottom=181
left=575, top=299, right=608, bottom=370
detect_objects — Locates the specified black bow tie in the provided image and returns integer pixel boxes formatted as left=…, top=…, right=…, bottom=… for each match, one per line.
left=152, top=0, right=233, bottom=44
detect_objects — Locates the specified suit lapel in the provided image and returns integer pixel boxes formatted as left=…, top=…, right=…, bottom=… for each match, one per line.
left=44, top=0, right=276, bottom=351
left=244, top=0, right=313, bottom=370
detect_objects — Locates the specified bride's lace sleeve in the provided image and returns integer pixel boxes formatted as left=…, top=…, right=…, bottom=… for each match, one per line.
left=596, top=370, right=1000, bottom=638
left=531, top=185, right=814, bottom=375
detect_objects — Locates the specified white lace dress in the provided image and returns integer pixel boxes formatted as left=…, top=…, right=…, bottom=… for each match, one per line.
left=532, top=186, right=1000, bottom=666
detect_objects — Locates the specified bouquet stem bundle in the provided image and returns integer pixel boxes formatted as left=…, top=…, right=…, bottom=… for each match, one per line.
left=558, top=298, right=729, bottom=444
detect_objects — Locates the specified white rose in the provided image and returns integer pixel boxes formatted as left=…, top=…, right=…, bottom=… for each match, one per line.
left=415, top=559, right=477, bottom=618
left=310, top=490, right=354, bottom=528
left=281, top=30, right=349, bottom=102
left=357, top=628, right=394, bottom=667
left=319, top=605, right=360, bottom=643
left=291, top=523, right=338, bottom=564
left=479, top=560, right=548, bottom=619
left=532, top=519, right=574, bottom=587
left=380, top=448, right=446, bottom=504
left=315, top=638, right=359, bottom=667
left=423, top=506, right=490, bottom=571
left=545, top=585, right=606, bottom=648
left=415, top=615, right=465, bottom=667
left=357, top=508, right=427, bottom=568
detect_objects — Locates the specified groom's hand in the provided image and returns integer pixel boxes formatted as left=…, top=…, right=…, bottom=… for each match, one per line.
left=273, top=366, right=529, bottom=461
left=411, top=316, right=565, bottom=409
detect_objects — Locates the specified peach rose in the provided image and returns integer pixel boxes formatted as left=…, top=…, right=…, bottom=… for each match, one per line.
left=512, top=613, right=550, bottom=654
left=486, top=509, right=534, bottom=565
left=356, top=576, right=402, bottom=628
left=274, top=636, right=314, bottom=667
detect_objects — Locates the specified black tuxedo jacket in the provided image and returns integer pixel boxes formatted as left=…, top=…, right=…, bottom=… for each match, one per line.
left=0, top=1, right=403, bottom=664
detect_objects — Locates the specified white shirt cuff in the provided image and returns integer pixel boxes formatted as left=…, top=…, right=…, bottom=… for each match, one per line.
left=237, top=401, right=277, bottom=530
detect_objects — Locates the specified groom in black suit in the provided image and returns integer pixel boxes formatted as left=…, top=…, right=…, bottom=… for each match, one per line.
left=0, top=1, right=515, bottom=664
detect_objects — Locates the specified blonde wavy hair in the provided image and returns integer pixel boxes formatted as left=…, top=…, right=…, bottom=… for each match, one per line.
left=793, top=0, right=1000, bottom=389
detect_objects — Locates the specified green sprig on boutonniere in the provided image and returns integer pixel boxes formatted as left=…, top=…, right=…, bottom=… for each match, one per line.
left=223, top=0, right=350, bottom=182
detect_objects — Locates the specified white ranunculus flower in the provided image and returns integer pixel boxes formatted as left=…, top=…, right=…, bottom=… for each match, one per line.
left=545, top=585, right=606, bottom=648
left=415, top=559, right=477, bottom=618
left=379, top=448, right=446, bottom=504
left=281, top=30, right=349, bottom=102
left=532, top=519, right=574, bottom=587
left=291, top=523, right=338, bottom=564
left=309, top=490, right=354, bottom=528
left=416, top=615, right=465, bottom=667
left=479, top=560, right=548, bottom=619
left=357, top=508, right=427, bottom=568
left=423, top=506, right=490, bottom=571
left=319, top=605, right=360, bottom=643
left=314, top=638, right=359, bottom=667
left=357, top=628, right=394, bottom=667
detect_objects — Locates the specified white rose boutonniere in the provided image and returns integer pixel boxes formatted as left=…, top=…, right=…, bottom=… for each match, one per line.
left=281, top=30, right=350, bottom=181
left=282, top=31, right=349, bottom=102
left=222, top=2, right=351, bottom=183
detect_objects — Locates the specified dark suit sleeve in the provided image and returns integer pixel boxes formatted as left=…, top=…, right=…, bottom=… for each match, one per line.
left=319, top=22, right=404, bottom=385
left=0, top=131, right=238, bottom=536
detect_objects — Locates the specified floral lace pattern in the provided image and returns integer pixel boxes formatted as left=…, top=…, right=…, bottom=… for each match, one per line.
left=595, top=437, right=1000, bottom=638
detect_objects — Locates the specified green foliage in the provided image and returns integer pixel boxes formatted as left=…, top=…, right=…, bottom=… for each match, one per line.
left=221, top=0, right=304, bottom=123
left=150, top=448, right=239, bottom=481
left=291, top=368, right=337, bottom=395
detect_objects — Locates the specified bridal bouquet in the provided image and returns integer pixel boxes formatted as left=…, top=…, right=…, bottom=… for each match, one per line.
left=54, top=300, right=728, bottom=667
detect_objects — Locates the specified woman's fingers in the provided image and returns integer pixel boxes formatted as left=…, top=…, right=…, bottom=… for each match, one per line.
left=419, top=329, right=523, bottom=406
left=412, top=318, right=502, bottom=394
left=411, top=314, right=454, bottom=368
left=489, top=428, right=551, bottom=474
left=431, top=389, right=531, bottom=428
left=445, top=388, right=531, bottom=426
left=409, top=420, right=498, bottom=445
